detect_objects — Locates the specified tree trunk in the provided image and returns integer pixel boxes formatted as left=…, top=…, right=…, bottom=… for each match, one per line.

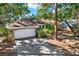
left=55, top=3, right=58, bottom=39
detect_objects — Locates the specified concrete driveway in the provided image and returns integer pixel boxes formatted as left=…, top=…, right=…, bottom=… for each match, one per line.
left=12, top=38, right=71, bottom=56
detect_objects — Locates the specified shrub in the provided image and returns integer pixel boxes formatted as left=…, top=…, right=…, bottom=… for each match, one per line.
left=36, top=23, right=54, bottom=38
left=0, top=25, right=14, bottom=43
left=36, top=29, right=47, bottom=38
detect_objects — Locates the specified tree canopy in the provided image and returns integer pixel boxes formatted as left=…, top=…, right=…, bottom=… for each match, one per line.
left=35, top=3, right=55, bottom=20
left=0, top=3, right=30, bottom=25
left=35, top=3, right=79, bottom=21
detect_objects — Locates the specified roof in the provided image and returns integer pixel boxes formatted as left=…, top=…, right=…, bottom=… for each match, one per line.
left=6, top=20, right=45, bottom=30
left=10, top=20, right=45, bottom=27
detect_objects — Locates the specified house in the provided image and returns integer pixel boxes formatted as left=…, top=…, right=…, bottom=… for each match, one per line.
left=6, top=20, right=45, bottom=39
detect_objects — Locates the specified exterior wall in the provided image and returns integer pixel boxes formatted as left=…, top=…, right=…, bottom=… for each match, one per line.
left=14, top=28, right=36, bottom=39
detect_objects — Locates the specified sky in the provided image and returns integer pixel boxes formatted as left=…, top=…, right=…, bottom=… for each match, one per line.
left=28, top=3, right=38, bottom=15
left=28, top=3, right=55, bottom=15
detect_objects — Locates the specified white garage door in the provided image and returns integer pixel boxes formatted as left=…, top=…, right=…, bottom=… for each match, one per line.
left=14, top=28, right=36, bottom=39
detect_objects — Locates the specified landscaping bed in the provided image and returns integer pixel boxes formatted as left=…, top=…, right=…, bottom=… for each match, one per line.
left=0, top=31, right=15, bottom=56
left=48, top=39, right=79, bottom=55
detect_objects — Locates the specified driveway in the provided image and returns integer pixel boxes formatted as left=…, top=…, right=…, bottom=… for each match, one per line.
left=12, top=38, right=71, bottom=56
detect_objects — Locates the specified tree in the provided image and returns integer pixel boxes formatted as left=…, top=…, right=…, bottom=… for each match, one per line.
left=36, top=3, right=79, bottom=38
left=0, top=3, right=30, bottom=25
left=0, top=4, right=30, bottom=42
left=35, top=3, right=55, bottom=20
left=57, top=3, right=79, bottom=35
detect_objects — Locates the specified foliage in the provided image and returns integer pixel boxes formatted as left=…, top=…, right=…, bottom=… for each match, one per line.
left=57, top=4, right=74, bottom=21
left=35, top=3, right=54, bottom=20
left=36, top=23, right=54, bottom=38
left=0, top=4, right=30, bottom=42
left=36, top=3, right=79, bottom=20
left=0, top=3, right=30, bottom=24
left=57, top=3, right=79, bottom=35
left=36, top=28, right=47, bottom=38
left=0, top=25, right=11, bottom=42
left=35, top=3, right=79, bottom=36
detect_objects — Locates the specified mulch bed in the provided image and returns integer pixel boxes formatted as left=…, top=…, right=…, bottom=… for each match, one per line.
left=0, top=32, right=15, bottom=56
left=48, top=39, right=79, bottom=55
